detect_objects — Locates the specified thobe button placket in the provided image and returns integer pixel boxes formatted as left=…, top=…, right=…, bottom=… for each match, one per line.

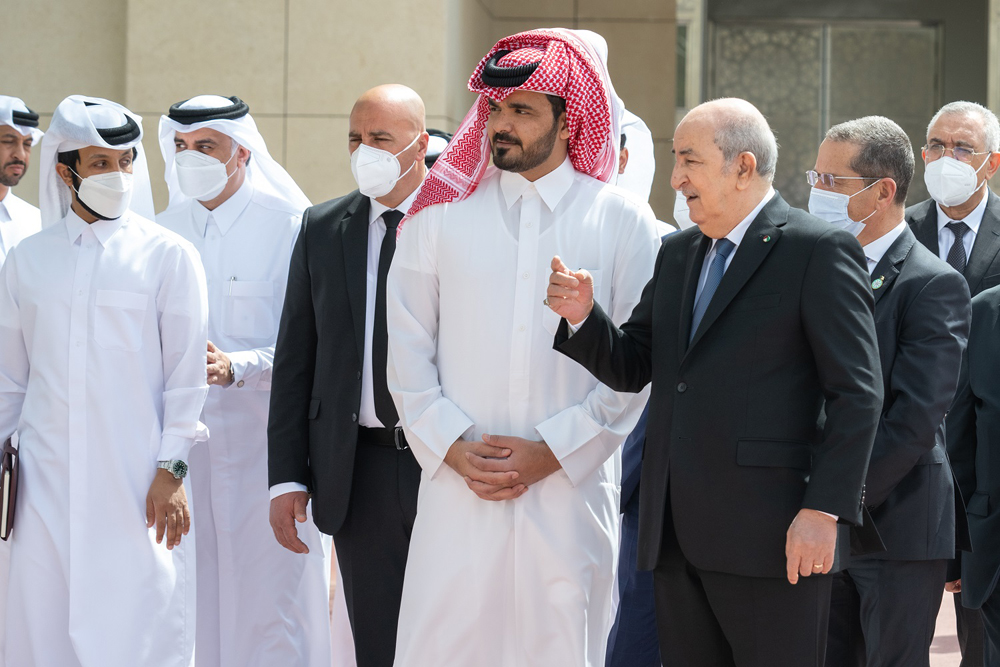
left=508, top=185, right=542, bottom=421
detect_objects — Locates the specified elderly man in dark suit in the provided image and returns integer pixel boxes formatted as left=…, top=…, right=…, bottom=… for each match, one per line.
left=811, top=116, right=971, bottom=667
left=267, top=84, right=428, bottom=667
left=950, top=283, right=1000, bottom=666
left=908, top=101, right=1000, bottom=666
left=545, top=97, right=883, bottom=667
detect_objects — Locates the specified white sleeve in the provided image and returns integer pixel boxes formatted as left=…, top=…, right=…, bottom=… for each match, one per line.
left=535, top=204, right=661, bottom=485
left=156, top=242, right=211, bottom=462
left=0, top=252, right=28, bottom=441
left=387, top=209, right=475, bottom=478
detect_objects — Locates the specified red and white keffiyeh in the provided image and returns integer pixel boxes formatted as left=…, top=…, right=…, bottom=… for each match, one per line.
left=403, top=28, right=621, bottom=230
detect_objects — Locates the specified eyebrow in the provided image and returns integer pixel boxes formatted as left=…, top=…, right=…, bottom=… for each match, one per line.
left=928, top=136, right=977, bottom=149
left=673, top=147, right=697, bottom=157
left=507, top=102, right=535, bottom=111
left=368, top=130, right=394, bottom=138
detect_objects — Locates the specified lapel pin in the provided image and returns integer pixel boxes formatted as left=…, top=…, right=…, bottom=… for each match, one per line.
left=871, top=276, right=884, bottom=290
left=761, top=235, right=771, bottom=243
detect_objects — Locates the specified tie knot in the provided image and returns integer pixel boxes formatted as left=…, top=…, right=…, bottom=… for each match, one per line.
left=947, top=221, right=970, bottom=238
left=714, top=237, right=736, bottom=259
left=383, top=209, right=404, bottom=231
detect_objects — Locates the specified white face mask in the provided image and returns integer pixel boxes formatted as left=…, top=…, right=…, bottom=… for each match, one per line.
left=174, top=146, right=238, bottom=202
left=807, top=181, right=880, bottom=237
left=673, top=190, right=696, bottom=230
left=924, top=155, right=988, bottom=208
left=350, top=133, right=420, bottom=199
left=70, top=168, right=133, bottom=220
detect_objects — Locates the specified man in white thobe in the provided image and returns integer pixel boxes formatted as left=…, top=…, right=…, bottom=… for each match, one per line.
left=387, top=29, right=658, bottom=667
left=0, top=96, right=42, bottom=268
left=0, top=95, right=208, bottom=667
left=155, top=94, right=332, bottom=667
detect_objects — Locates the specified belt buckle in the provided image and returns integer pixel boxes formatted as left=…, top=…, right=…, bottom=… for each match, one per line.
left=393, top=426, right=408, bottom=451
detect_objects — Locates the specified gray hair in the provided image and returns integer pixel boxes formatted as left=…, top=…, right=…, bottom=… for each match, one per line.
left=825, top=116, right=914, bottom=206
left=714, top=110, right=779, bottom=182
left=927, top=101, right=1000, bottom=152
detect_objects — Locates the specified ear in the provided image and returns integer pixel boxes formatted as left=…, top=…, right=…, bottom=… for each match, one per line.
left=557, top=112, right=571, bottom=141
left=986, top=152, right=1000, bottom=180
left=236, top=145, right=251, bottom=168
left=877, top=178, right=898, bottom=207
left=415, top=131, right=430, bottom=162
left=734, top=152, right=758, bottom=190
left=55, top=163, right=76, bottom=190
left=618, top=147, right=629, bottom=175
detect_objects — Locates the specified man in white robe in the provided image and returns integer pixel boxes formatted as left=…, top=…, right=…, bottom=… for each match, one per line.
left=155, top=94, right=332, bottom=667
left=0, top=95, right=208, bottom=667
left=387, top=29, right=658, bottom=667
left=0, top=96, right=43, bottom=267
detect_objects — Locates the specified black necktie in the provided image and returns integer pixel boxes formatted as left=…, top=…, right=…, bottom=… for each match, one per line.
left=373, top=210, right=403, bottom=428
left=946, top=221, right=970, bottom=274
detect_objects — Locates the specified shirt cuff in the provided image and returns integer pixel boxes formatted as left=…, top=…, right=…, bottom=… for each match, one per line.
left=226, top=350, right=262, bottom=391
left=567, top=315, right=588, bottom=335
left=269, top=482, right=309, bottom=500
left=157, top=434, right=195, bottom=463
left=819, top=511, right=839, bottom=521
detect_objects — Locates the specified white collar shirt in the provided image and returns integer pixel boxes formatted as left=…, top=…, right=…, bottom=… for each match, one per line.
left=863, top=220, right=907, bottom=276
left=695, top=187, right=775, bottom=304
left=0, top=191, right=41, bottom=266
left=936, top=190, right=988, bottom=263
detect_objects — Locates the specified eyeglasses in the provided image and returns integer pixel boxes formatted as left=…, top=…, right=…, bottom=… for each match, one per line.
left=806, top=171, right=882, bottom=188
left=922, top=144, right=992, bottom=163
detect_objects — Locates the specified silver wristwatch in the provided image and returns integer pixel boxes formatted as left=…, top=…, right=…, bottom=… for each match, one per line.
left=157, top=459, right=189, bottom=479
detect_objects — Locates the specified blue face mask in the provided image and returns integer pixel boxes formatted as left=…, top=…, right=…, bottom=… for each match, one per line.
left=807, top=180, right=880, bottom=237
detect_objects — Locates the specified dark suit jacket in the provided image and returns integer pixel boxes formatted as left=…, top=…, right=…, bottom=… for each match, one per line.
left=268, top=190, right=371, bottom=536
left=906, top=190, right=1000, bottom=298
left=947, top=285, right=1000, bottom=608
left=555, top=193, right=883, bottom=578
left=850, top=226, right=971, bottom=564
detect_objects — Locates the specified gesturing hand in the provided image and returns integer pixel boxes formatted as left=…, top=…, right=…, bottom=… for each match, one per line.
left=546, top=255, right=594, bottom=326
left=146, top=469, right=190, bottom=550
left=270, top=491, right=311, bottom=554
left=785, top=509, right=837, bottom=584
left=444, top=438, right=526, bottom=501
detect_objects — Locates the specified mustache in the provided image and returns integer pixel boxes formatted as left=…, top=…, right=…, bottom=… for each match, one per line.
left=492, top=133, right=522, bottom=147
left=3, top=160, right=26, bottom=169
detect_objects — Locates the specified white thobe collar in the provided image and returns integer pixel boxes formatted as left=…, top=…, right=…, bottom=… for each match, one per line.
left=0, top=193, right=10, bottom=223
left=937, top=189, right=988, bottom=234
left=191, top=177, right=254, bottom=238
left=862, top=219, right=907, bottom=274
left=369, top=188, right=419, bottom=226
left=500, top=156, right=576, bottom=212
left=64, top=208, right=126, bottom=247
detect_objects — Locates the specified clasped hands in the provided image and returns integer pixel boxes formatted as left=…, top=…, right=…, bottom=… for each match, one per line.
left=444, top=434, right=561, bottom=501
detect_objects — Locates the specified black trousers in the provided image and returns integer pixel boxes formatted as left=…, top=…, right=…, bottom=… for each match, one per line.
left=334, top=441, right=421, bottom=667
left=826, top=558, right=947, bottom=667
left=957, top=591, right=988, bottom=667
left=977, top=587, right=1000, bottom=666
left=653, top=504, right=832, bottom=667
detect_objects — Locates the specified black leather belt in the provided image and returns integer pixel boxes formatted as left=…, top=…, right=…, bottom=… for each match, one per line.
left=357, top=426, right=409, bottom=451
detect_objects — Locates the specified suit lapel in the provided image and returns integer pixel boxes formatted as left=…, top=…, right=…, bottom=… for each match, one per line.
left=869, top=227, right=915, bottom=306
left=910, top=200, right=940, bottom=257
left=678, top=233, right=711, bottom=361
left=686, top=195, right=787, bottom=352
left=966, top=190, right=1000, bottom=292
left=341, top=194, right=371, bottom=365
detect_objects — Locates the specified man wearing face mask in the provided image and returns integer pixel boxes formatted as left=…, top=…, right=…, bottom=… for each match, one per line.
left=155, top=95, right=331, bottom=667
left=268, top=84, right=427, bottom=667
left=907, top=101, right=1000, bottom=667
left=0, top=95, right=208, bottom=667
left=0, top=96, right=43, bottom=268
left=808, top=116, right=971, bottom=667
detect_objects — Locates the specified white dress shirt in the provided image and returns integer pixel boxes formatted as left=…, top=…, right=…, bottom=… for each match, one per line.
left=937, top=190, right=988, bottom=263
left=863, top=220, right=907, bottom=276
left=0, top=209, right=208, bottom=666
left=0, top=191, right=41, bottom=266
left=387, top=158, right=659, bottom=666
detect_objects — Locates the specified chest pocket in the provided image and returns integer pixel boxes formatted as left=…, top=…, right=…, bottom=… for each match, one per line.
left=223, top=280, right=275, bottom=339
left=95, top=290, right=149, bottom=352
left=543, top=269, right=603, bottom=336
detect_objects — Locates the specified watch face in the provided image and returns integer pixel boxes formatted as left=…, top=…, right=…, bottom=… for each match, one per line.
left=171, top=460, right=189, bottom=478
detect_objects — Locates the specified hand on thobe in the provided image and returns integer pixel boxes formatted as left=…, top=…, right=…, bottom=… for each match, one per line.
left=270, top=491, right=311, bottom=554
left=945, top=580, right=962, bottom=593
left=785, top=509, right=837, bottom=584
left=146, top=469, right=191, bottom=549
left=207, top=340, right=234, bottom=386
left=472, top=434, right=562, bottom=489
left=546, top=255, right=595, bottom=325
left=444, top=439, right=526, bottom=501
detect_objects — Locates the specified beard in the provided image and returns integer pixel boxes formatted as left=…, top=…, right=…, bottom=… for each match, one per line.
left=0, top=161, right=25, bottom=188
left=491, top=119, right=559, bottom=173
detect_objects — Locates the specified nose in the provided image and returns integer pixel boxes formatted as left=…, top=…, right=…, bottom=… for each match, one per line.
left=670, top=164, right=686, bottom=191
left=10, top=142, right=26, bottom=162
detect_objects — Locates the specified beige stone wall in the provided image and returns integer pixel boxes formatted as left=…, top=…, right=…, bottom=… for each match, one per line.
left=3, top=0, right=675, bottom=217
